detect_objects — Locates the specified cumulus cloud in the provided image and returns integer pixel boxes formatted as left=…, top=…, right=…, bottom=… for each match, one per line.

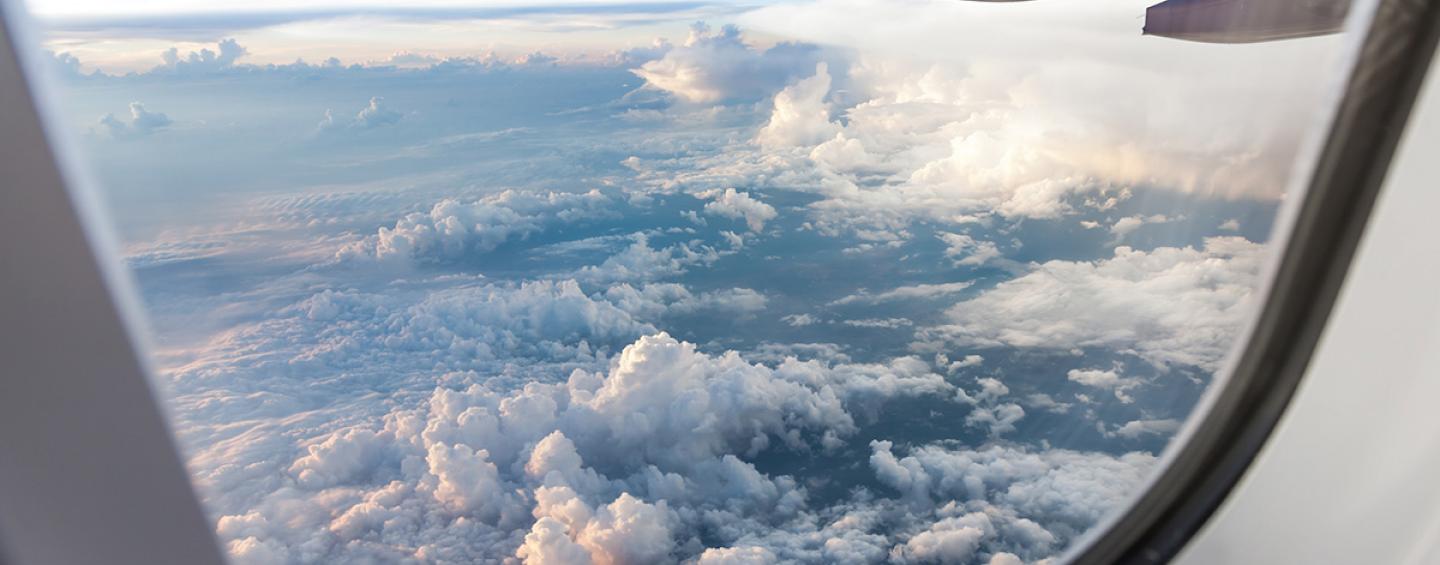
left=757, top=63, right=841, bottom=148
left=742, top=0, right=1342, bottom=203
left=319, top=96, right=404, bottom=132
left=1067, top=368, right=1142, bottom=404
left=1024, top=393, right=1072, bottom=415
left=97, top=102, right=172, bottom=139
left=46, top=50, right=92, bottom=78
left=632, top=22, right=825, bottom=103
left=1109, top=214, right=1176, bottom=238
left=954, top=377, right=1025, bottom=438
left=890, top=514, right=988, bottom=563
left=159, top=38, right=247, bottom=73
left=940, top=354, right=985, bottom=374
left=522, top=488, right=675, bottom=565
left=923, top=237, right=1265, bottom=370
left=575, top=233, right=731, bottom=283
left=939, top=233, right=1001, bottom=267
left=870, top=441, right=1156, bottom=542
left=373, top=51, right=441, bottom=68
left=338, top=190, right=616, bottom=264
left=602, top=283, right=767, bottom=320
left=614, top=0, right=1343, bottom=239
left=184, top=294, right=962, bottom=565
left=1110, top=418, right=1182, bottom=440
left=699, top=188, right=779, bottom=232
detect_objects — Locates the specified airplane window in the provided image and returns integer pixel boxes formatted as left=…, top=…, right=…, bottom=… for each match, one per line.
left=17, top=0, right=1369, bottom=562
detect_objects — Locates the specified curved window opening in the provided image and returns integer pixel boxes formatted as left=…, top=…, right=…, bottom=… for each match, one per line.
left=9, top=0, right=1399, bottom=562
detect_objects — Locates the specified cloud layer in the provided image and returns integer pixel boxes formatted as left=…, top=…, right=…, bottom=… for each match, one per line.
left=43, top=6, right=1341, bottom=563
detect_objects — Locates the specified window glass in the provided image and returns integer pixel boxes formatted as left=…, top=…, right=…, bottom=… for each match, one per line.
left=25, top=0, right=1358, bottom=562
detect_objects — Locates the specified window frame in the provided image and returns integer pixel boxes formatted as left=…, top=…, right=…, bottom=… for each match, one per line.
left=0, top=0, right=1436, bottom=563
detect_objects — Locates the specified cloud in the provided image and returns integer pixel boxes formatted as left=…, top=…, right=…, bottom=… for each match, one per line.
left=97, top=102, right=173, bottom=139
left=830, top=281, right=973, bottom=306
left=940, top=354, right=984, bottom=374
left=514, top=52, right=560, bottom=66
left=938, top=233, right=1001, bottom=267
left=632, top=22, right=825, bottom=104
left=923, top=237, right=1264, bottom=370
left=180, top=287, right=961, bottom=564
left=698, top=546, right=778, bottom=564
left=526, top=489, right=676, bottom=565
left=338, top=190, right=616, bottom=264
left=159, top=38, right=248, bottom=73
left=518, top=517, right=595, bottom=565
left=319, top=96, right=404, bottom=132
left=45, top=50, right=94, bottom=78
left=372, top=51, right=440, bottom=67
left=782, top=313, right=819, bottom=327
left=869, top=441, right=1158, bottom=548
left=741, top=0, right=1342, bottom=204
left=756, top=63, right=841, bottom=148
left=576, top=232, right=735, bottom=284
left=1067, top=368, right=1141, bottom=404
left=613, top=0, right=1342, bottom=239
left=890, top=514, right=988, bottom=563
left=699, top=188, right=778, bottom=233
left=427, top=442, right=515, bottom=519
left=1024, top=393, right=1072, bottom=415
left=1110, top=418, right=1182, bottom=440
left=954, top=377, right=1025, bottom=438
left=602, top=283, right=768, bottom=320
left=843, top=318, right=914, bottom=329
left=1109, top=214, right=1175, bottom=238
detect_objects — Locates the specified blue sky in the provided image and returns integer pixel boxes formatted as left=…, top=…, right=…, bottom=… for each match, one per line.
left=30, top=1, right=1349, bottom=563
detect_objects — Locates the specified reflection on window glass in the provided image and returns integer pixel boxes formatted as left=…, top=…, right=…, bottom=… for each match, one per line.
left=28, top=0, right=1357, bottom=562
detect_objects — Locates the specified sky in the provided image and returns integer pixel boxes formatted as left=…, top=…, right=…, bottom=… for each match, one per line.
left=25, top=0, right=1356, bottom=563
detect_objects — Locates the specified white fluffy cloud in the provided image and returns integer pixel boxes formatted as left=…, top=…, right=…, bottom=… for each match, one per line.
left=602, top=283, right=767, bottom=320
left=522, top=488, right=676, bottom=565
left=319, top=96, right=404, bottom=132
left=699, top=188, right=779, bottom=233
left=1110, top=418, right=1182, bottom=440
left=870, top=441, right=1157, bottom=548
left=187, top=304, right=966, bottom=564
left=954, top=377, right=1025, bottom=438
left=338, top=190, right=616, bottom=264
left=617, top=1, right=1343, bottom=238
left=97, top=101, right=172, bottom=139
left=576, top=233, right=732, bottom=284
left=924, top=237, right=1264, bottom=370
left=890, top=514, right=989, bottom=564
left=938, top=234, right=1001, bottom=267
left=633, top=22, right=825, bottom=104
left=1067, top=368, right=1141, bottom=404
left=697, top=545, right=778, bottom=564
left=1110, top=214, right=1176, bottom=238
left=743, top=0, right=1343, bottom=203
left=757, top=63, right=841, bottom=149
left=159, top=38, right=247, bottom=73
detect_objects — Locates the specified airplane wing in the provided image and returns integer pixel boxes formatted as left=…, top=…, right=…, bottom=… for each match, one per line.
left=1143, top=0, right=1351, bottom=43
